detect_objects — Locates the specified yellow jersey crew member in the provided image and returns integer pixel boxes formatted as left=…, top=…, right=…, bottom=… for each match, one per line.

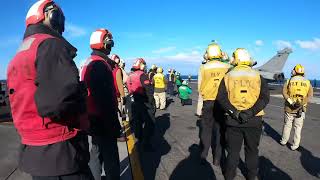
left=280, top=64, right=313, bottom=150
left=153, top=67, right=167, bottom=110
left=199, top=42, right=231, bottom=166
left=217, top=48, right=270, bottom=180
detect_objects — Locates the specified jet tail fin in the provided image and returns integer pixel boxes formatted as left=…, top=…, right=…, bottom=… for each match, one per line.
left=258, top=48, right=292, bottom=73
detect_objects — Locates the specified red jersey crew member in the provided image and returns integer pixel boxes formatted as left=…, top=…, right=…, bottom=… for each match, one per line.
left=81, top=29, right=121, bottom=180
left=7, top=0, right=93, bottom=179
left=127, top=58, right=156, bottom=150
left=217, top=48, right=270, bottom=180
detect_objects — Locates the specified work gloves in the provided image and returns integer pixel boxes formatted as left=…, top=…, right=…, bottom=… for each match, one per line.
left=287, top=98, right=302, bottom=109
left=239, top=110, right=254, bottom=124
left=292, top=102, right=302, bottom=109
left=228, top=109, right=240, bottom=121
left=228, top=109, right=253, bottom=124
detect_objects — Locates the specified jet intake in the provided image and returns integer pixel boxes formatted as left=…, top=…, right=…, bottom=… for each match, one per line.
left=274, top=73, right=285, bottom=82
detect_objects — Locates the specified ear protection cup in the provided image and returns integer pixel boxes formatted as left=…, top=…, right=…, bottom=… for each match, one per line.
left=103, top=39, right=114, bottom=49
left=48, top=8, right=65, bottom=34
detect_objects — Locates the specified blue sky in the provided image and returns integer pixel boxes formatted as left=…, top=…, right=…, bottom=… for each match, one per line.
left=0, top=0, right=319, bottom=79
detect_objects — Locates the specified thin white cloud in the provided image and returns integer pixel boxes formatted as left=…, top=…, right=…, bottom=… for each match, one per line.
left=155, top=50, right=202, bottom=63
left=152, top=46, right=176, bottom=54
left=274, top=40, right=292, bottom=50
left=295, top=38, right=320, bottom=51
left=124, top=48, right=204, bottom=72
left=255, top=40, right=264, bottom=46
left=65, top=23, right=87, bottom=38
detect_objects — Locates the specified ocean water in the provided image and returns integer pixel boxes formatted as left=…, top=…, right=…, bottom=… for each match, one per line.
left=310, top=80, right=320, bottom=88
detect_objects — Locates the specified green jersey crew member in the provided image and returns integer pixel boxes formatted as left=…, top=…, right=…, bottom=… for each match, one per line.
left=176, top=72, right=183, bottom=90
left=217, top=48, right=270, bottom=180
left=280, top=64, right=313, bottom=151
left=178, top=80, right=193, bottom=105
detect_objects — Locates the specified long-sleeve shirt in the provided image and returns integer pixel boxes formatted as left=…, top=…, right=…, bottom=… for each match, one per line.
left=18, top=23, right=89, bottom=176
left=179, top=85, right=192, bottom=100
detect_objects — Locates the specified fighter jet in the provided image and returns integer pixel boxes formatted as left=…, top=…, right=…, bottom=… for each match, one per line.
left=255, top=48, right=292, bottom=82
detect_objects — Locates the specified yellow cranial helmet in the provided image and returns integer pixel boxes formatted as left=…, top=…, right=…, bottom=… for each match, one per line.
left=232, top=48, right=253, bottom=66
left=157, top=67, right=163, bottom=73
left=292, top=64, right=305, bottom=76
left=206, top=43, right=223, bottom=60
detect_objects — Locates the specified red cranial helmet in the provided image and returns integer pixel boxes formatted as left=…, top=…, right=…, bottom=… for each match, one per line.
left=90, top=29, right=114, bottom=50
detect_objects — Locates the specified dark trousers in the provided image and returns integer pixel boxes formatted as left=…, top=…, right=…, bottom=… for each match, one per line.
left=224, top=125, right=262, bottom=180
left=23, top=133, right=92, bottom=178
left=200, top=101, right=218, bottom=158
left=212, top=118, right=226, bottom=164
left=181, top=98, right=192, bottom=106
left=167, top=82, right=174, bottom=96
left=200, top=100, right=226, bottom=164
left=131, top=100, right=155, bottom=144
left=32, top=170, right=93, bottom=180
left=89, top=136, right=120, bottom=180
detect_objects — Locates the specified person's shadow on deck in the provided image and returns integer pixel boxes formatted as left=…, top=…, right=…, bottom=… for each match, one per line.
left=258, top=156, right=292, bottom=180
left=166, top=98, right=174, bottom=109
left=139, top=113, right=171, bottom=180
left=263, top=122, right=282, bottom=143
left=298, top=146, right=320, bottom=178
left=261, top=122, right=320, bottom=179
left=237, top=156, right=291, bottom=180
left=169, top=144, right=216, bottom=180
